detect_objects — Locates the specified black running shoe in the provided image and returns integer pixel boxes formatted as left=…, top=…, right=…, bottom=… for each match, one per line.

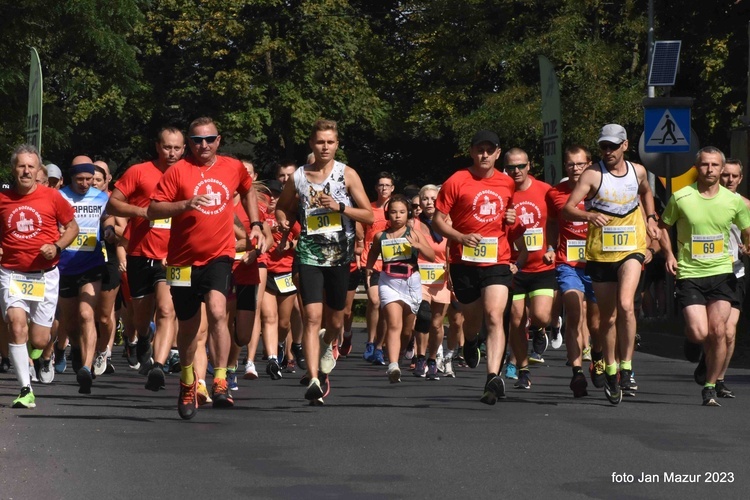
left=531, top=327, right=548, bottom=356
left=514, top=369, right=531, bottom=390
left=702, top=387, right=721, bottom=407
left=463, top=336, right=481, bottom=369
left=619, top=369, right=636, bottom=397
left=291, top=343, right=307, bottom=371
left=694, top=353, right=707, bottom=386
left=589, top=358, right=606, bottom=388
left=480, top=376, right=506, bottom=405
left=716, top=380, right=735, bottom=398
left=604, top=372, right=622, bottom=405
left=126, top=341, right=139, bottom=369
left=136, top=331, right=154, bottom=368
left=266, top=358, right=282, bottom=380
left=76, top=367, right=93, bottom=394
left=570, top=372, right=588, bottom=398
left=145, top=366, right=166, bottom=391
left=178, top=380, right=198, bottom=420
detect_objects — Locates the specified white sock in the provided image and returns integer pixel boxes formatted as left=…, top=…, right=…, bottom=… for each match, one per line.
left=9, top=343, right=31, bottom=388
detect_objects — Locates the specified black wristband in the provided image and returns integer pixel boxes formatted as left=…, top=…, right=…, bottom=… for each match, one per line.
left=647, top=247, right=656, bottom=256
left=339, top=202, right=346, bottom=213
left=250, top=221, right=263, bottom=229
left=54, top=243, right=62, bottom=255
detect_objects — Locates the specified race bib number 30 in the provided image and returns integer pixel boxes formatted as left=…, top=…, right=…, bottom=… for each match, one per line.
left=67, top=231, right=98, bottom=252
left=523, top=227, right=544, bottom=252
left=691, top=234, right=724, bottom=260
left=166, top=266, right=191, bottom=287
left=462, top=237, right=498, bottom=263
left=306, top=210, right=342, bottom=235
left=602, top=226, right=636, bottom=252
left=9, top=274, right=45, bottom=302
left=420, top=263, right=445, bottom=285
left=274, top=273, right=297, bottom=293
left=381, top=238, right=411, bottom=262
left=566, top=239, right=586, bottom=263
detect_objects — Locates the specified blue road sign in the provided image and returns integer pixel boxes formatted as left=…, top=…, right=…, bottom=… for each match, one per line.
left=644, top=107, right=691, bottom=153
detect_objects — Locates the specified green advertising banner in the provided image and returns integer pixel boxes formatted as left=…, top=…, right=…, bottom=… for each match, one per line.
left=539, top=55, right=561, bottom=185
left=26, top=47, right=43, bottom=153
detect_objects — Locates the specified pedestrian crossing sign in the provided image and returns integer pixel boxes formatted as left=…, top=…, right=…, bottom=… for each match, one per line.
left=644, top=107, right=690, bottom=153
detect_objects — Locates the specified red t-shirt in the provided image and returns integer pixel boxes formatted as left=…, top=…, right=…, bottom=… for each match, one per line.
left=360, top=201, right=388, bottom=272
left=114, top=160, right=170, bottom=260
left=546, top=180, right=589, bottom=269
left=232, top=202, right=260, bottom=285
left=0, top=186, right=75, bottom=271
left=435, top=168, right=515, bottom=266
left=264, top=211, right=300, bottom=274
left=151, top=155, right=252, bottom=266
left=511, top=177, right=554, bottom=273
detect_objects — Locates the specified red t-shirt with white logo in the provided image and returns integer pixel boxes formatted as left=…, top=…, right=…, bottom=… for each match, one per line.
left=435, top=168, right=515, bottom=266
left=152, top=155, right=252, bottom=266
left=511, top=176, right=554, bottom=273
left=114, top=161, right=170, bottom=260
left=546, top=180, right=589, bottom=269
left=0, top=185, right=75, bottom=271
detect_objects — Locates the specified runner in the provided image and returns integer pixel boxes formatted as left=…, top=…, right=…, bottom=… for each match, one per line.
left=0, top=144, right=78, bottom=407
left=275, top=119, right=373, bottom=404
left=149, top=117, right=266, bottom=419
left=659, top=148, right=750, bottom=406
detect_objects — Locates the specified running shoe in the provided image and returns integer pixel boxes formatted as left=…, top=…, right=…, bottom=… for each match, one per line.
left=211, top=379, right=234, bottom=408
left=305, top=377, right=324, bottom=403
left=716, top=380, right=735, bottom=398
left=266, top=358, right=282, bottom=380
left=702, top=387, right=721, bottom=407
left=277, top=341, right=286, bottom=366
left=196, top=380, right=212, bottom=405
left=76, top=366, right=93, bottom=394
left=105, top=358, right=115, bottom=374
left=178, top=380, right=199, bottom=419
left=548, top=326, right=563, bottom=349
left=570, top=372, right=588, bottom=398
left=628, top=371, right=638, bottom=390
left=387, top=363, right=401, bottom=383
left=426, top=360, right=440, bottom=381
left=528, top=352, right=545, bottom=364
left=463, top=336, right=481, bottom=369
left=684, top=339, right=702, bottom=363
left=93, top=351, right=107, bottom=377
left=340, top=333, right=353, bottom=357
left=12, top=386, right=36, bottom=409
left=284, top=359, right=297, bottom=373
left=145, top=366, right=166, bottom=391
left=582, top=346, right=592, bottom=362
left=604, top=372, right=622, bottom=405
left=619, top=369, right=636, bottom=397
left=163, top=350, right=181, bottom=373
left=504, top=362, right=518, bottom=380
left=480, top=375, right=506, bottom=405
left=291, top=342, right=307, bottom=370
left=126, top=341, right=139, bottom=370
left=634, top=333, right=641, bottom=351
left=590, top=358, right=606, bottom=388
left=435, top=353, right=445, bottom=373
left=443, top=356, right=455, bottom=378
left=362, top=342, right=375, bottom=362
left=532, top=328, right=548, bottom=356
left=29, top=361, right=38, bottom=383
left=514, top=369, right=531, bottom=390
left=320, top=340, right=337, bottom=374
left=136, top=324, right=154, bottom=368
left=405, top=337, right=416, bottom=360
left=53, top=343, right=67, bottom=373
left=413, top=357, right=427, bottom=377
left=227, top=370, right=239, bottom=391
left=694, top=353, right=707, bottom=386
left=39, top=358, right=55, bottom=384
left=372, top=348, right=386, bottom=366
left=0, top=355, right=11, bottom=373
left=243, top=361, right=259, bottom=380
left=454, top=349, right=467, bottom=368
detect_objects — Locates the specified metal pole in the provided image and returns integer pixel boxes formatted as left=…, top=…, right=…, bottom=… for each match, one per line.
left=647, top=0, right=655, bottom=98
left=665, top=154, right=674, bottom=318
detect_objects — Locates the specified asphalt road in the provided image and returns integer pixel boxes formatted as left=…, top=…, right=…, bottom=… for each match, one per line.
left=1, top=328, right=749, bottom=500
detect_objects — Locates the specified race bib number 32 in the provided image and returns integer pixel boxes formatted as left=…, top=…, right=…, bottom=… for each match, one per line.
left=461, top=237, right=498, bottom=263
left=9, top=274, right=45, bottom=302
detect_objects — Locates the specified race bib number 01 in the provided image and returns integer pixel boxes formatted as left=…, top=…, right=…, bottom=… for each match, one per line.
left=462, top=237, right=498, bottom=263
left=381, top=238, right=411, bottom=262
left=602, top=226, right=636, bottom=252
left=9, top=274, right=45, bottom=302
left=566, top=239, right=586, bottom=263
left=691, top=234, right=724, bottom=260
left=67, top=231, right=98, bottom=252
left=166, top=266, right=191, bottom=287
left=306, top=210, right=342, bottom=235
left=274, top=273, right=297, bottom=293
left=523, top=227, right=544, bottom=252
left=420, top=263, right=445, bottom=285
left=150, top=218, right=171, bottom=229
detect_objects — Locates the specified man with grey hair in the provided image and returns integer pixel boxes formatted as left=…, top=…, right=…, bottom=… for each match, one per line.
left=0, top=144, right=79, bottom=408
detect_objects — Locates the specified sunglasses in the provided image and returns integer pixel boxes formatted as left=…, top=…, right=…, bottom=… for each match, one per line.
left=504, top=164, right=527, bottom=171
left=599, top=142, right=621, bottom=151
left=190, top=135, right=219, bottom=145
left=411, top=204, right=420, bottom=209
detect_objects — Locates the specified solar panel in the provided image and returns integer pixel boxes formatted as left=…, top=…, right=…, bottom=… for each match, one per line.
left=648, top=41, right=681, bottom=86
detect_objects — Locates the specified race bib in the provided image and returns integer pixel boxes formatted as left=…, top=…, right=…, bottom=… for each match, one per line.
left=274, top=273, right=297, bottom=293
left=9, top=274, right=45, bottom=302
left=102, top=245, right=108, bottom=261
left=67, top=231, right=98, bottom=252
left=523, top=227, right=544, bottom=251
left=420, top=263, right=445, bottom=285
left=306, top=210, right=342, bottom=235
left=381, top=238, right=412, bottom=262
left=150, top=218, right=171, bottom=229
left=602, top=226, right=636, bottom=252
left=461, top=237, right=498, bottom=263
left=691, top=234, right=724, bottom=260
left=166, top=266, right=191, bottom=287
left=566, top=239, right=586, bottom=263
left=235, top=251, right=245, bottom=261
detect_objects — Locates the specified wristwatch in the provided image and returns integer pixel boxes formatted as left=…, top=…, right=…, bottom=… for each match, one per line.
left=647, top=213, right=659, bottom=222
left=339, top=202, right=346, bottom=213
